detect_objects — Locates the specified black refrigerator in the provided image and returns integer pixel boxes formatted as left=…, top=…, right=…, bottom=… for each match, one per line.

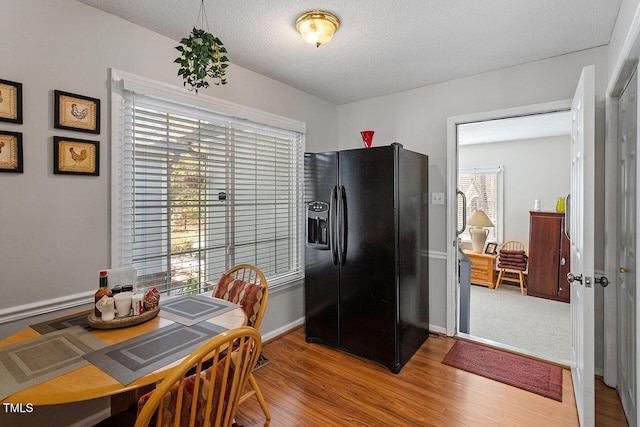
left=304, top=143, right=429, bottom=373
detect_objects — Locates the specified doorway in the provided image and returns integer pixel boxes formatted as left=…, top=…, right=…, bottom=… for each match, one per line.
left=616, top=66, right=638, bottom=427
left=456, top=110, right=573, bottom=363
left=446, top=101, right=575, bottom=341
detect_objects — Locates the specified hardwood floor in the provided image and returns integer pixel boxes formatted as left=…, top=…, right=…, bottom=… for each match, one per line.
left=596, top=376, right=628, bottom=426
left=235, top=326, right=628, bottom=427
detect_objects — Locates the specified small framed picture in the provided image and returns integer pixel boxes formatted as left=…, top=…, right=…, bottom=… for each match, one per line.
left=54, top=90, right=100, bottom=134
left=54, top=136, right=99, bottom=176
left=0, top=79, right=23, bottom=124
left=0, top=131, right=23, bottom=173
left=485, top=242, right=498, bottom=255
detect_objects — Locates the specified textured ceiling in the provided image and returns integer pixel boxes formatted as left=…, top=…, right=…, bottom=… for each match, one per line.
left=77, top=0, right=622, bottom=105
left=458, top=111, right=572, bottom=145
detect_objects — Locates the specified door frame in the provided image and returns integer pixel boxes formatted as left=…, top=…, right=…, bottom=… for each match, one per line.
left=605, top=3, right=640, bottom=420
left=446, top=99, right=571, bottom=337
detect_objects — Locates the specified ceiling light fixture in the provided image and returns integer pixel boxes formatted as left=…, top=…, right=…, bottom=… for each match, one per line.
left=295, top=10, right=340, bottom=48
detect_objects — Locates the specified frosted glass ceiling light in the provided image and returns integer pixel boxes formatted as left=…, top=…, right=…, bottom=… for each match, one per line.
left=296, top=10, right=340, bottom=48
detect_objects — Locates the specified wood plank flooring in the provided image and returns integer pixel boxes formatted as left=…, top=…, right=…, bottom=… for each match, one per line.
left=234, top=326, right=628, bottom=426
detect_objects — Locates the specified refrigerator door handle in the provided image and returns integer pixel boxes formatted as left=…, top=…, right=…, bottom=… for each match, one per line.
left=337, top=185, right=347, bottom=265
left=456, top=189, right=467, bottom=237
left=329, top=186, right=338, bottom=265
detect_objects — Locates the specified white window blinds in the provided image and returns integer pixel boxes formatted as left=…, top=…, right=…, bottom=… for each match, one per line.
left=115, top=89, right=304, bottom=295
left=458, top=167, right=503, bottom=243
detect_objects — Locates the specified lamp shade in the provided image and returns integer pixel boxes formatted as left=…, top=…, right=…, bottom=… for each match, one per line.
left=467, top=210, right=494, bottom=228
left=296, top=11, right=340, bottom=47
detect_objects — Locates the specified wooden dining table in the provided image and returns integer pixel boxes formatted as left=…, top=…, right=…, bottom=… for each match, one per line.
left=0, top=303, right=247, bottom=414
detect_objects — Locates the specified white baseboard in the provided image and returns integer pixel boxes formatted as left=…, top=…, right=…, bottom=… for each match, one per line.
left=429, top=324, right=447, bottom=335
left=263, top=319, right=447, bottom=343
left=68, top=408, right=111, bottom=427
left=262, top=317, right=305, bottom=342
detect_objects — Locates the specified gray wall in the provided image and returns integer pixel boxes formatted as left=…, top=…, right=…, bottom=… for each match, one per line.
left=337, top=45, right=608, bottom=366
left=0, top=1, right=637, bottom=424
left=459, top=135, right=572, bottom=247
left=0, top=0, right=612, bottom=360
left=0, top=0, right=338, bottom=341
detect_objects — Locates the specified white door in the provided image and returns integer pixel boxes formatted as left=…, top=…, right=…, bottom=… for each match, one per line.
left=568, top=65, right=596, bottom=427
left=618, top=68, right=638, bottom=427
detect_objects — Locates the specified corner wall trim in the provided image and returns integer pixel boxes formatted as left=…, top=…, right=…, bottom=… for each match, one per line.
left=0, top=291, right=95, bottom=325
left=1, top=251, right=440, bottom=326
left=424, top=250, right=447, bottom=260
left=0, top=280, right=304, bottom=326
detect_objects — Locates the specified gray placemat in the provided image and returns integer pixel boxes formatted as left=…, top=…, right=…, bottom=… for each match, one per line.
left=0, top=326, right=107, bottom=400
left=158, top=295, right=240, bottom=326
left=83, top=321, right=228, bottom=385
left=30, top=309, right=93, bottom=334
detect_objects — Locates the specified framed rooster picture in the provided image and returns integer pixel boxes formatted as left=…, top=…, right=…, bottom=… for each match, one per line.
left=53, top=136, right=99, bottom=176
left=54, top=90, right=100, bottom=134
left=0, top=131, right=23, bottom=173
left=0, top=79, right=23, bottom=124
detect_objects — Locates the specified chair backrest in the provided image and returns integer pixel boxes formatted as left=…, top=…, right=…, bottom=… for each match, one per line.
left=215, top=264, right=269, bottom=330
left=135, top=326, right=262, bottom=427
left=499, top=240, right=528, bottom=255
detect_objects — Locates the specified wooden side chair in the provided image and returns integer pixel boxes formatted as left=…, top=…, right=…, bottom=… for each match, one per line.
left=212, top=264, right=271, bottom=421
left=135, top=326, right=262, bottom=427
left=495, top=240, right=529, bottom=295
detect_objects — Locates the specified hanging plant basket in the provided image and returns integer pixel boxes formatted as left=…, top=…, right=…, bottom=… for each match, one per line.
left=175, top=27, right=229, bottom=91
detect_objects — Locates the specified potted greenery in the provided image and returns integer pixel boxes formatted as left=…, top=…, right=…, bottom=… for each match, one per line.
left=175, top=27, right=229, bottom=91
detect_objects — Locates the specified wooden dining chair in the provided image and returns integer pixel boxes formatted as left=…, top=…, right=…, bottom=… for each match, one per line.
left=212, top=264, right=271, bottom=421
left=495, top=240, right=529, bottom=295
left=135, top=326, right=262, bottom=427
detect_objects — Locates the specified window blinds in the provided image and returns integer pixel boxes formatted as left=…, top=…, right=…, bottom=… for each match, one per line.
left=117, top=91, right=304, bottom=295
left=458, top=169, right=501, bottom=242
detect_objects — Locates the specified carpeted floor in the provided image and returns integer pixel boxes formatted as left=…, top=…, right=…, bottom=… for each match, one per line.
left=469, top=284, right=571, bottom=361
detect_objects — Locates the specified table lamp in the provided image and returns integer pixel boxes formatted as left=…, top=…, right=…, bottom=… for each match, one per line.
left=467, top=210, right=494, bottom=253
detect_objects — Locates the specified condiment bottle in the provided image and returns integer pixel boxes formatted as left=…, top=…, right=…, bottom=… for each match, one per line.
left=94, top=270, right=112, bottom=317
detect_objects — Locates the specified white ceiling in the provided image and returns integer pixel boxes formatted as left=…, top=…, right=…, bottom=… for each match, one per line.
left=458, top=111, right=573, bottom=145
left=76, top=0, right=622, bottom=105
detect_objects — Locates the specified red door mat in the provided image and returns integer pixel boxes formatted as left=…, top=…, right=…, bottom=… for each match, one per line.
left=442, top=340, right=563, bottom=401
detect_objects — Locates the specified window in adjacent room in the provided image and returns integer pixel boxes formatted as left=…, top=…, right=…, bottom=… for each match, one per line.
left=457, top=166, right=504, bottom=243
left=111, top=71, right=305, bottom=296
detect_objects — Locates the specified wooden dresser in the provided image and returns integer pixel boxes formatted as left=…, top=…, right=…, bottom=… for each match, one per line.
left=528, top=211, right=571, bottom=302
left=464, top=251, right=497, bottom=288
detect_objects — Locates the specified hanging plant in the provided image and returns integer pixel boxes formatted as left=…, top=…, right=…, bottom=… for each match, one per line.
left=174, top=1, right=229, bottom=91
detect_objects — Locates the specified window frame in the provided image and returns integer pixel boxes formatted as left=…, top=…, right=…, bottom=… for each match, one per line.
left=110, top=69, right=307, bottom=293
left=458, top=166, right=504, bottom=244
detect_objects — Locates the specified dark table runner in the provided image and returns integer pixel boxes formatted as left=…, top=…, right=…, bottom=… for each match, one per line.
left=83, top=321, right=228, bottom=385
left=30, top=309, right=93, bottom=334
left=158, top=294, right=239, bottom=326
left=0, top=326, right=107, bottom=400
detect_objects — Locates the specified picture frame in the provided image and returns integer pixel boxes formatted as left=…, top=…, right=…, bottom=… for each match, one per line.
left=0, top=131, right=23, bottom=173
left=54, top=90, right=100, bottom=134
left=53, top=136, right=99, bottom=176
left=0, top=79, right=23, bottom=124
left=484, top=242, right=498, bottom=255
